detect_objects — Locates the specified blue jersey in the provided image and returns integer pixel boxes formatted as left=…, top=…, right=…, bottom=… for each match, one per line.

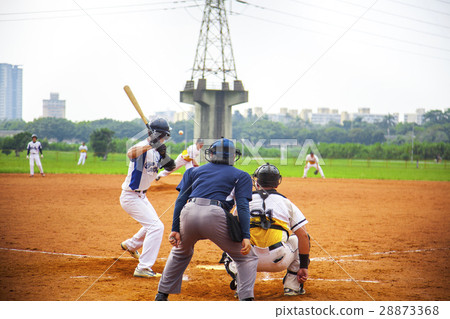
left=176, top=163, right=253, bottom=211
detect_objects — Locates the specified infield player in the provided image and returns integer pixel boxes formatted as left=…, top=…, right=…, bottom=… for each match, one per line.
left=223, top=163, right=310, bottom=296
left=155, top=138, right=204, bottom=181
left=26, top=134, right=45, bottom=177
left=155, top=138, right=258, bottom=301
left=303, top=151, right=325, bottom=178
left=120, top=118, right=176, bottom=278
left=77, top=142, right=88, bottom=165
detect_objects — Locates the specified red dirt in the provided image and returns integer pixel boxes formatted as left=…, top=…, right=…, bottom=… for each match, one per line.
left=0, top=174, right=449, bottom=301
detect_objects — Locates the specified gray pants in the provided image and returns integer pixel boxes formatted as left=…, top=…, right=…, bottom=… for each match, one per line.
left=157, top=200, right=258, bottom=300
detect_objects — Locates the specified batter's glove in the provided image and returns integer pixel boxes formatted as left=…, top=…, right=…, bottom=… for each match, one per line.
left=156, top=144, right=167, bottom=158
left=161, top=157, right=176, bottom=171
left=314, top=170, right=318, bottom=175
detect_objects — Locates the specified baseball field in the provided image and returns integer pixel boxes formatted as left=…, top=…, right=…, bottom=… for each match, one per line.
left=0, top=170, right=449, bottom=301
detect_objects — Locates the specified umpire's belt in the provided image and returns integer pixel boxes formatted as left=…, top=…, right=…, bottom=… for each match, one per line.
left=188, top=197, right=226, bottom=210
left=268, top=242, right=283, bottom=251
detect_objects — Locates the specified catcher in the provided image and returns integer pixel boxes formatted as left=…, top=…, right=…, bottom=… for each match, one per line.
left=223, top=163, right=310, bottom=296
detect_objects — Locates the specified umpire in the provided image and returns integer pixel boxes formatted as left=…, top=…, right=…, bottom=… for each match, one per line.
left=155, top=138, right=258, bottom=301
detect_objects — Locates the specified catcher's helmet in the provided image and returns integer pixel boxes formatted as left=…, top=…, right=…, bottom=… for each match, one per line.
left=149, top=118, right=171, bottom=140
left=205, top=138, right=241, bottom=166
left=31, top=134, right=37, bottom=138
left=252, top=163, right=282, bottom=188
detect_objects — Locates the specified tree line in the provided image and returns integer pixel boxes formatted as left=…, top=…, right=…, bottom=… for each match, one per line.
left=1, top=109, right=448, bottom=160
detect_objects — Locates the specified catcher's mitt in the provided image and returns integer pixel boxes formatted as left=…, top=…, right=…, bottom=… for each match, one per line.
left=314, top=170, right=318, bottom=175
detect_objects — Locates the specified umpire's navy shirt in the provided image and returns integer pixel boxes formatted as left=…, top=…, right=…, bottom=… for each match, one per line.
left=172, top=162, right=253, bottom=238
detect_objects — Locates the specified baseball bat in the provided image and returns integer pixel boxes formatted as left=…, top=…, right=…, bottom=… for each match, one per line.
left=123, top=85, right=151, bottom=130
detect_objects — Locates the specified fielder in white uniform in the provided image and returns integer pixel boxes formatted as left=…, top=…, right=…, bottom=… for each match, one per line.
left=26, top=134, right=45, bottom=177
left=120, top=118, right=175, bottom=278
left=303, top=151, right=325, bottom=178
left=155, top=138, right=204, bottom=181
left=78, top=142, right=88, bottom=165
left=224, top=163, right=310, bottom=296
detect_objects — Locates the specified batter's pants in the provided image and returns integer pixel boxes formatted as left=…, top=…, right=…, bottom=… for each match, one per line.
left=120, top=190, right=164, bottom=271
left=157, top=200, right=258, bottom=300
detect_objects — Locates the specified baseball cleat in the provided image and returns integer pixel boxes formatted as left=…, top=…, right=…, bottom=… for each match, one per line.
left=121, top=242, right=140, bottom=259
left=283, top=287, right=306, bottom=296
left=41, top=173, right=45, bottom=177
left=155, top=176, right=160, bottom=181
left=155, top=292, right=169, bottom=301
left=133, top=268, right=161, bottom=278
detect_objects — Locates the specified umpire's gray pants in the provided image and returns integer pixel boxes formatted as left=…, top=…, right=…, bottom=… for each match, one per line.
left=157, top=201, right=258, bottom=300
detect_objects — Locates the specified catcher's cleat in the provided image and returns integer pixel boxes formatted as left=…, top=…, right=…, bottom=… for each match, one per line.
left=155, top=292, right=169, bottom=301
left=284, top=286, right=306, bottom=296
left=133, top=267, right=161, bottom=278
left=121, top=242, right=140, bottom=259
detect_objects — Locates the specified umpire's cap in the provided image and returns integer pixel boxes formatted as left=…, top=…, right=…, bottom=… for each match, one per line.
left=205, top=138, right=241, bottom=166
left=252, top=163, right=282, bottom=188
left=149, top=118, right=171, bottom=139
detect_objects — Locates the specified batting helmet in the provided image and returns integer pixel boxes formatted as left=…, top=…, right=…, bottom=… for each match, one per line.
left=149, top=118, right=171, bottom=140
left=252, top=163, right=282, bottom=188
left=205, top=138, right=241, bottom=166
left=31, top=134, right=37, bottom=138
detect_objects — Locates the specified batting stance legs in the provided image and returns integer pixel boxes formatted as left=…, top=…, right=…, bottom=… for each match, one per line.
left=157, top=201, right=258, bottom=300
left=29, top=154, right=44, bottom=176
left=120, top=190, right=164, bottom=273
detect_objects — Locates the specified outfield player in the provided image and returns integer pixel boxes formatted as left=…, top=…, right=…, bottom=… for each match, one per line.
left=224, top=163, right=310, bottom=296
left=155, top=138, right=204, bottom=181
left=155, top=138, right=258, bottom=301
left=120, top=118, right=176, bottom=278
left=77, top=142, right=88, bottom=165
left=303, top=151, right=325, bottom=178
left=26, top=134, right=45, bottom=177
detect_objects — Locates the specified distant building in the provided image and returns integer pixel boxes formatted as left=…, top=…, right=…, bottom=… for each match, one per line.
left=404, top=108, right=425, bottom=125
left=154, top=110, right=175, bottom=122
left=43, top=93, right=66, bottom=118
left=0, top=63, right=23, bottom=120
left=351, top=108, right=399, bottom=124
left=310, top=112, right=341, bottom=125
left=299, top=109, right=312, bottom=121
left=288, top=109, right=298, bottom=118
left=173, top=107, right=193, bottom=122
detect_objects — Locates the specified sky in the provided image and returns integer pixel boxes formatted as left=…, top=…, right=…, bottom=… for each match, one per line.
left=1, top=0, right=450, bottom=123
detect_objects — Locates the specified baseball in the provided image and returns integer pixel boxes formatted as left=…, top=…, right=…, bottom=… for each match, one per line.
left=178, top=130, right=184, bottom=135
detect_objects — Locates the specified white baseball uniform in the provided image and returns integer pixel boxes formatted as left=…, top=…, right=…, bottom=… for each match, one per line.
left=303, top=154, right=325, bottom=178
left=78, top=144, right=88, bottom=165
left=227, top=190, right=308, bottom=292
left=156, top=143, right=201, bottom=179
left=27, top=141, right=44, bottom=176
left=120, top=140, right=164, bottom=273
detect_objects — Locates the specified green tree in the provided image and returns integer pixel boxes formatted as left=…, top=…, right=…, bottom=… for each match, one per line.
left=13, top=131, right=33, bottom=156
left=0, top=136, right=14, bottom=155
left=90, top=128, right=115, bottom=160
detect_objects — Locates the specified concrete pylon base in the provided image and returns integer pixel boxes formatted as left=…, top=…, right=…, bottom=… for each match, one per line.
left=180, top=79, right=248, bottom=140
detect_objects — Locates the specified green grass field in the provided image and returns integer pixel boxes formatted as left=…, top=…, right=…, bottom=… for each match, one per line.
left=1, top=151, right=449, bottom=181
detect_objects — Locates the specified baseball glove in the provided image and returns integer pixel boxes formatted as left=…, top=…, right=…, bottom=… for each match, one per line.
left=314, top=170, right=318, bottom=175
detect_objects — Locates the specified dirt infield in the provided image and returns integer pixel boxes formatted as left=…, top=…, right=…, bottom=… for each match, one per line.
left=0, top=173, right=449, bottom=301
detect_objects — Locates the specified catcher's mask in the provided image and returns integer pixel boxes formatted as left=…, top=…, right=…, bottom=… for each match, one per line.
left=205, top=138, right=241, bottom=166
left=252, top=163, right=282, bottom=189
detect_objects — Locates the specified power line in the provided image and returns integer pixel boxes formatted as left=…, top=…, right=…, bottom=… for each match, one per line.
left=334, top=0, right=450, bottom=30
left=238, top=1, right=450, bottom=54
left=0, top=0, right=197, bottom=15
left=386, top=0, right=450, bottom=16
left=0, top=4, right=201, bottom=22
left=285, top=0, right=450, bottom=40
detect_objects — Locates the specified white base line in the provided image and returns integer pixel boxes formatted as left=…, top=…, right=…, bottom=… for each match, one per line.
left=1, top=246, right=447, bottom=261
